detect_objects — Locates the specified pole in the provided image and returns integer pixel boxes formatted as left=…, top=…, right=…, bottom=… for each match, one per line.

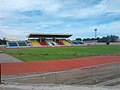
left=94, top=29, right=97, bottom=45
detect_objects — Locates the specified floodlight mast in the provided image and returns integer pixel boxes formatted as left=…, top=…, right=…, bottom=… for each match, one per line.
left=94, top=28, right=97, bottom=45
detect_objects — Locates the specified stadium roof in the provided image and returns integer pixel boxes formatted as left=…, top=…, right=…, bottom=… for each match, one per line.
left=27, top=33, right=72, bottom=38
left=4, top=37, right=20, bottom=41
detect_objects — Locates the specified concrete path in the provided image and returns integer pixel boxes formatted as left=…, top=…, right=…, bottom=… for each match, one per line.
left=0, top=53, right=22, bottom=63
left=0, top=84, right=120, bottom=90
left=96, top=78, right=120, bottom=86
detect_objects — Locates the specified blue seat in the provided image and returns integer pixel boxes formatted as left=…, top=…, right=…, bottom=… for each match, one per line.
left=77, top=41, right=84, bottom=44
left=8, top=42, right=18, bottom=47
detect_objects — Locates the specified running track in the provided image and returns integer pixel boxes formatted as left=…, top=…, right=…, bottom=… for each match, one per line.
left=1, top=55, right=120, bottom=75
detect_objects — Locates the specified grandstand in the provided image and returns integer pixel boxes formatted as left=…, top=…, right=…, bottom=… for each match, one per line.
left=4, top=33, right=84, bottom=48
left=27, top=33, right=73, bottom=47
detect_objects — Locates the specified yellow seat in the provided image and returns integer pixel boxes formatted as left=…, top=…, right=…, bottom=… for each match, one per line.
left=30, top=40, right=41, bottom=46
left=62, top=40, right=71, bottom=45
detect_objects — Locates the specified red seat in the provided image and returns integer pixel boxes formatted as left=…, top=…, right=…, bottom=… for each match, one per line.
left=40, top=41, right=48, bottom=45
left=56, top=41, right=64, bottom=45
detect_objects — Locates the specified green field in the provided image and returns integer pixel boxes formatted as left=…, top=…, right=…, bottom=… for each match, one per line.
left=1, top=45, right=120, bottom=62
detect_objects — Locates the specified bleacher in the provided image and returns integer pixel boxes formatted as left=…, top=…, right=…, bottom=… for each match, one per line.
left=7, top=41, right=29, bottom=47
left=46, top=41, right=57, bottom=46
left=18, top=41, right=27, bottom=46
left=77, top=41, right=84, bottom=44
left=30, top=40, right=41, bottom=47
left=72, top=41, right=84, bottom=45
left=7, top=42, right=18, bottom=47
left=46, top=41, right=53, bottom=46
left=5, top=37, right=18, bottom=47
left=39, top=41, right=48, bottom=45
left=56, top=41, right=64, bottom=45
left=61, top=40, right=71, bottom=45
left=51, top=41, right=57, bottom=46
left=71, top=41, right=78, bottom=45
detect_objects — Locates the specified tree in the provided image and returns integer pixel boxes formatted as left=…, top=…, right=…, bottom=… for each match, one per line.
left=109, top=35, right=119, bottom=42
left=0, top=39, right=6, bottom=45
left=83, top=38, right=91, bottom=42
left=83, top=35, right=119, bottom=42
left=100, top=35, right=119, bottom=42
left=75, top=38, right=82, bottom=41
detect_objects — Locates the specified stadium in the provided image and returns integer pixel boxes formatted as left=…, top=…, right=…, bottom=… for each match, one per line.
left=0, top=33, right=120, bottom=90
left=1, top=0, right=120, bottom=89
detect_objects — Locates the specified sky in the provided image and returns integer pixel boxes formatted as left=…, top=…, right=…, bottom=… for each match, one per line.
left=0, top=0, right=120, bottom=40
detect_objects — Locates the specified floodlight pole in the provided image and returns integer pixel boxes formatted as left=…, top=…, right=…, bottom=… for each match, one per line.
left=94, top=28, right=97, bottom=45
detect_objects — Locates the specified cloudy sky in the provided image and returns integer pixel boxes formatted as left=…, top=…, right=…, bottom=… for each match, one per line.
left=0, top=0, right=120, bottom=39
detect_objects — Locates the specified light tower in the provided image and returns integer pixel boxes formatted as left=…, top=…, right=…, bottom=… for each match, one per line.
left=94, top=28, right=97, bottom=45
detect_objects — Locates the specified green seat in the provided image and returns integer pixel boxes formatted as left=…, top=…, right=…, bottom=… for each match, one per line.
left=18, top=42, right=27, bottom=46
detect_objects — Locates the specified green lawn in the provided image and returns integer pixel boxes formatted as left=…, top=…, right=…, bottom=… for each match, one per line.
left=1, top=45, right=120, bottom=62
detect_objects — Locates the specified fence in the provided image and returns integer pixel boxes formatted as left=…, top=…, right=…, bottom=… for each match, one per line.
left=2, top=62, right=120, bottom=86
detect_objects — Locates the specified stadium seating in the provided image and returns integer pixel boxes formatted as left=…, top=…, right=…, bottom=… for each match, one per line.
left=46, top=41, right=53, bottom=46
left=46, top=41, right=57, bottom=46
left=77, top=41, right=84, bottom=44
left=8, top=42, right=18, bottom=47
left=18, top=41, right=27, bottom=46
left=39, top=41, right=48, bottom=45
left=71, top=41, right=79, bottom=45
left=51, top=41, right=57, bottom=46
left=61, top=40, right=71, bottom=45
left=30, top=40, right=41, bottom=46
left=56, top=41, right=64, bottom=45
left=72, top=41, right=84, bottom=45
left=7, top=40, right=83, bottom=47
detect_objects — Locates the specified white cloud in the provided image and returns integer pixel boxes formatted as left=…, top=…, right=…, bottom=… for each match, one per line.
left=0, top=0, right=120, bottom=39
left=68, top=21, right=120, bottom=38
left=1, top=0, right=120, bottom=19
left=106, top=0, right=120, bottom=12
left=57, top=0, right=120, bottom=19
left=91, top=21, right=120, bottom=37
left=55, top=0, right=106, bottom=18
left=0, top=0, right=62, bottom=13
left=100, top=22, right=120, bottom=32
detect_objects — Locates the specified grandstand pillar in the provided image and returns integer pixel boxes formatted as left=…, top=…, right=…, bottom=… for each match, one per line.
left=40, top=38, right=41, bottom=42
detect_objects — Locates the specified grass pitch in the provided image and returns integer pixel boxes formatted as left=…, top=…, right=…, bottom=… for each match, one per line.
left=1, top=45, right=120, bottom=62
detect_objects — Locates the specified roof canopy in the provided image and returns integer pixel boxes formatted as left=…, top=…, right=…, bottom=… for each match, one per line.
left=4, top=37, right=20, bottom=41
left=27, top=33, right=72, bottom=38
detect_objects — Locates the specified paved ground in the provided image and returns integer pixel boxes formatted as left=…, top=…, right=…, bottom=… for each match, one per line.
left=0, top=53, right=22, bottom=63
left=0, top=84, right=120, bottom=90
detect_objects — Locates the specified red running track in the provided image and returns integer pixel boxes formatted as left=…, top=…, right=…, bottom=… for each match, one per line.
left=1, top=55, right=120, bottom=75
